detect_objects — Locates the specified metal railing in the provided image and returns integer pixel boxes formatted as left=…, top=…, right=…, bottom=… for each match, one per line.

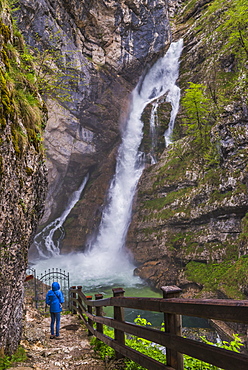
left=25, top=268, right=70, bottom=312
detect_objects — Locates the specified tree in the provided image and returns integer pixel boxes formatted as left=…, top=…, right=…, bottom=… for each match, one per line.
left=181, top=82, right=211, bottom=149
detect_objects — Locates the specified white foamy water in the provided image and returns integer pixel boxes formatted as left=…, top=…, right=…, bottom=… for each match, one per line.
left=31, top=40, right=183, bottom=289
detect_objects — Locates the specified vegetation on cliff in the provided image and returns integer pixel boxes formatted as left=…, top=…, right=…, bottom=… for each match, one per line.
left=0, top=0, right=47, bottom=356
left=176, top=0, right=248, bottom=298
left=128, top=0, right=248, bottom=299
left=0, top=2, right=46, bottom=155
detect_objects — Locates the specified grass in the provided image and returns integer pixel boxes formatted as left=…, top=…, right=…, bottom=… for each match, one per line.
left=0, top=346, right=27, bottom=370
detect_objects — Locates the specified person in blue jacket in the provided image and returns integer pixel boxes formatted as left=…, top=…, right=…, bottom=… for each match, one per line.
left=46, top=282, right=64, bottom=339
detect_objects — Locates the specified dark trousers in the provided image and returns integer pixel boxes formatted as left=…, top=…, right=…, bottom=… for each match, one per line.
left=50, top=312, right=61, bottom=337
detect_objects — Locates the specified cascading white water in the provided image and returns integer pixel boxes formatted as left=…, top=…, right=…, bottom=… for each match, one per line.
left=163, top=42, right=183, bottom=146
left=149, top=100, right=159, bottom=164
left=33, top=174, right=89, bottom=257
left=164, top=83, right=181, bottom=146
left=31, top=39, right=183, bottom=289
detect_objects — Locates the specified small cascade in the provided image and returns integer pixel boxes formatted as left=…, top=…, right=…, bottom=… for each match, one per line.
left=164, top=78, right=181, bottom=146
left=33, top=174, right=89, bottom=258
left=148, top=100, right=159, bottom=164
left=31, top=39, right=183, bottom=288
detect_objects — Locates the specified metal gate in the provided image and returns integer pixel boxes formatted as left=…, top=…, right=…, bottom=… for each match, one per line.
left=34, top=268, right=70, bottom=313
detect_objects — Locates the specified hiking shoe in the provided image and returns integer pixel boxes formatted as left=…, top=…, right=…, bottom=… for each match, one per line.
left=55, top=336, right=62, bottom=340
left=50, top=335, right=55, bottom=339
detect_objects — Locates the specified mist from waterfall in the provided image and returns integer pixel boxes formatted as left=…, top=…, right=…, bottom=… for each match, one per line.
left=31, top=39, right=183, bottom=289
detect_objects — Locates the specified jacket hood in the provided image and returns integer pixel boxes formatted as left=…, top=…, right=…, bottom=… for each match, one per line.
left=52, top=282, right=60, bottom=291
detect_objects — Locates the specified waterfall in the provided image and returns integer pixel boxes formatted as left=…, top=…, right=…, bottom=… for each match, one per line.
left=31, top=39, right=183, bottom=288
left=33, top=174, right=89, bottom=258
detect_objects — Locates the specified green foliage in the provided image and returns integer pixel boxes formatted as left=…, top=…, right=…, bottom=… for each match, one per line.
left=181, top=82, right=212, bottom=150
left=90, top=326, right=115, bottom=360
left=0, top=1, right=46, bottom=155
left=207, top=0, right=248, bottom=57
left=185, top=257, right=248, bottom=299
left=184, top=334, right=243, bottom=369
left=90, top=315, right=243, bottom=370
left=14, top=22, right=84, bottom=103
left=0, top=346, right=27, bottom=370
left=26, top=45, right=81, bottom=102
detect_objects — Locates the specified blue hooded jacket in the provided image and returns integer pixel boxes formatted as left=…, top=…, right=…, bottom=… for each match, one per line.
left=46, top=282, right=64, bottom=313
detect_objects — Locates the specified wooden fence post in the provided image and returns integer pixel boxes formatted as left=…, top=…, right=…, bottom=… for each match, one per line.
left=95, top=293, right=103, bottom=334
left=112, top=287, right=125, bottom=359
left=161, top=286, right=183, bottom=370
left=86, top=295, right=93, bottom=336
left=71, top=286, right=77, bottom=314
left=77, top=286, right=82, bottom=315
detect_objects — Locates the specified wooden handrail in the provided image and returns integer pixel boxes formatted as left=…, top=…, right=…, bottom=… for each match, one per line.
left=69, top=285, right=248, bottom=370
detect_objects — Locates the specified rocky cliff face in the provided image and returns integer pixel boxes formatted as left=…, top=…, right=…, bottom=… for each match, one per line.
left=0, top=2, right=47, bottom=355
left=127, top=0, right=248, bottom=299
left=17, top=0, right=176, bottom=254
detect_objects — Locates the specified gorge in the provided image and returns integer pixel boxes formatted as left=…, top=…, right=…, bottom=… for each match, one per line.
left=0, top=0, right=247, bottom=357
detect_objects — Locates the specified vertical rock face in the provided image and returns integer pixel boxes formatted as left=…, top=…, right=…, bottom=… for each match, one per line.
left=0, top=4, right=47, bottom=355
left=127, top=0, right=248, bottom=298
left=17, top=0, right=172, bottom=252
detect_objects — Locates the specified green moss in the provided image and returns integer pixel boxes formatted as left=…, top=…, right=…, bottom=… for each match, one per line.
left=1, top=47, right=10, bottom=70
left=239, top=213, right=248, bottom=245
left=142, top=187, right=191, bottom=211
left=185, top=253, right=248, bottom=299
left=11, top=124, right=23, bottom=155
left=0, top=19, right=11, bottom=43
left=0, top=68, right=12, bottom=126
left=25, top=166, right=33, bottom=176
left=0, top=11, right=46, bottom=155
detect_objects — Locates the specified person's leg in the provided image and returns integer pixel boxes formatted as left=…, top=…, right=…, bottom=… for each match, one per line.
left=50, top=312, right=55, bottom=337
left=55, top=312, right=61, bottom=337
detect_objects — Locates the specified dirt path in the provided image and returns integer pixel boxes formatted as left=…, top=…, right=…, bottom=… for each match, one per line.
left=9, top=299, right=110, bottom=370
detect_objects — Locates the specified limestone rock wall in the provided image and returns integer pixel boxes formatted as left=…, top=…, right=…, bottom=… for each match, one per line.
left=0, top=3, right=47, bottom=355
left=126, top=0, right=248, bottom=298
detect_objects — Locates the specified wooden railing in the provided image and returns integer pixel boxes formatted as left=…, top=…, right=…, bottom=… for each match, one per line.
left=69, top=285, right=248, bottom=370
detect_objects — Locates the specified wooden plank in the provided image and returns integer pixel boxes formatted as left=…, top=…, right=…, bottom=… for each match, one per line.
left=172, top=335, right=248, bottom=370
left=75, top=287, right=248, bottom=323
left=74, top=291, right=248, bottom=324
left=112, top=287, right=125, bottom=359
left=94, top=296, right=248, bottom=324
left=162, top=286, right=183, bottom=370
left=159, top=299, right=248, bottom=323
